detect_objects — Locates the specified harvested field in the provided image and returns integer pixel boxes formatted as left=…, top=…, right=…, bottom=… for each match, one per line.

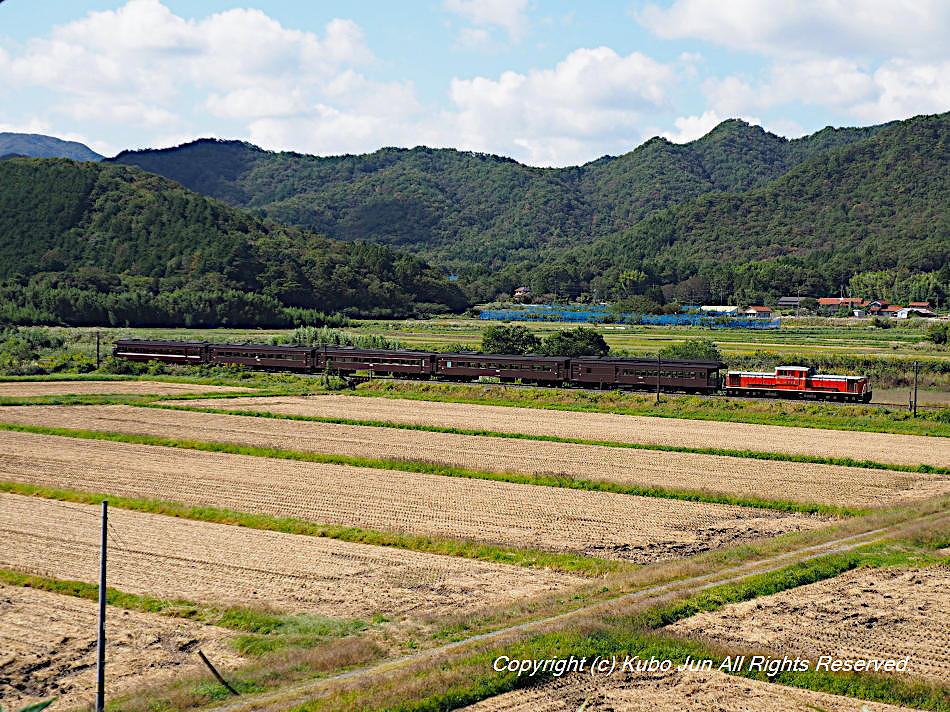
left=667, top=565, right=950, bottom=680
left=0, top=582, right=242, bottom=711
left=0, top=493, right=582, bottom=619
left=459, top=668, right=917, bottom=711
left=0, top=430, right=826, bottom=563
left=0, top=379, right=254, bottom=397
left=174, top=394, right=950, bottom=468
left=4, top=406, right=944, bottom=509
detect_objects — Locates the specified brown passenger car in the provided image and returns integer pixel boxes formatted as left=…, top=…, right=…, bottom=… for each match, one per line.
left=435, top=353, right=571, bottom=384
left=570, top=357, right=723, bottom=393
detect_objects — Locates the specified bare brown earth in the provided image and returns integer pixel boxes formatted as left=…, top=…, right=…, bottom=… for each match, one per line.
left=172, top=394, right=950, bottom=468
left=667, top=565, right=950, bottom=680
left=0, top=431, right=826, bottom=563
left=0, top=380, right=254, bottom=396
left=0, top=582, right=243, bottom=711
left=459, top=668, right=917, bottom=711
left=0, top=493, right=582, bottom=619
left=3, top=405, right=944, bottom=510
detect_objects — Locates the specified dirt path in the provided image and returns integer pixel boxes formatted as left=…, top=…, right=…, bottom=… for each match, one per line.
left=3, top=405, right=943, bottom=509
left=459, top=668, right=917, bottom=711
left=0, top=493, right=583, bottom=619
left=0, top=583, right=242, bottom=711
left=0, top=430, right=826, bottom=563
left=0, top=380, right=254, bottom=396
left=667, top=564, right=950, bottom=680
left=165, top=394, right=950, bottom=468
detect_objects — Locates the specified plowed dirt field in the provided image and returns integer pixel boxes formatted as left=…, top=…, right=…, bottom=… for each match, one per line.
left=0, top=583, right=242, bottom=711
left=174, top=394, right=950, bottom=468
left=3, top=405, right=943, bottom=509
left=0, top=493, right=581, bottom=618
left=0, top=431, right=826, bottom=563
left=667, top=564, right=950, bottom=680
left=0, top=380, right=253, bottom=396
left=459, top=668, right=917, bottom=711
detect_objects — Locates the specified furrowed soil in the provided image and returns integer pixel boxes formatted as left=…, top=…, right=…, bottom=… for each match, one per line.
left=0, top=493, right=581, bottom=618
left=0, top=582, right=242, bottom=711
left=667, top=564, right=950, bottom=680
left=4, top=406, right=943, bottom=509
left=0, top=380, right=254, bottom=396
left=173, top=394, right=950, bottom=468
left=458, top=668, right=917, bottom=711
left=0, top=431, right=826, bottom=563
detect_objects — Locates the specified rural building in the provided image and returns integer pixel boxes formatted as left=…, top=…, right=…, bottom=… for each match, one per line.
left=896, top=306, right=937, bottom=319
left=777, top=296, right=808, bottom=309
left=741, top=306, right=773, bottom=319
left=700, top=305, right=739, bottom=316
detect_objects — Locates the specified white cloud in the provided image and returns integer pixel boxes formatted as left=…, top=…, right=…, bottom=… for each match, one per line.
left=455, top=27, right=492, bottom=50
left=5, top=0, right=380, bottom=132
left=445, top=47, right=676, bottom=165
left=704, top=58, right=950, bottom=124
left=661, top=110, right=727, bottom=143
left=638, top=0, right=950, bottom=60
left=444, top=0, right=531, bottom=42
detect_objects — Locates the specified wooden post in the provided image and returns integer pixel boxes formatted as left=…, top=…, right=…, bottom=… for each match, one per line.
left=96, top=500, right=107, bottom=712
left=197, top=649, right=240, bottom=696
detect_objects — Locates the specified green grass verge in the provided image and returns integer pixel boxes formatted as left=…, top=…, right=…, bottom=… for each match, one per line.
left=292, top=542, right=950, bottom=712
left=0, top=481, right=622, bottom=577
left=153, top=402, right=950, bottom=477
left=0, top=420, right=860, bottom=516
left=355, top=381, right=950, bottom=438
left=0, top=568, right=366, bottom=656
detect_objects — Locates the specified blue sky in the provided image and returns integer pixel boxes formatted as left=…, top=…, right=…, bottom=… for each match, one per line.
left=2, top=0, right=948, bottom=164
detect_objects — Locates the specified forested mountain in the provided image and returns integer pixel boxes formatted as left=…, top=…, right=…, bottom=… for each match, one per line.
left=519, top=113, right=950, bottom=305
left=0, top=159, right=466, bottom=326
left=0, top=133, right=103, bottom=162
left=107, top=119, right=889, bottom=275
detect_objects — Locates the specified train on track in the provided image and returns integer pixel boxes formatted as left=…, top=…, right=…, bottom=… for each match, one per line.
left=113, top=338, right=873, bottom=402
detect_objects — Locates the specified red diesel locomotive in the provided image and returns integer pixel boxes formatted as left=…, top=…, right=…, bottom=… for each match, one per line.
left=723, top=365, right=872, bottom=402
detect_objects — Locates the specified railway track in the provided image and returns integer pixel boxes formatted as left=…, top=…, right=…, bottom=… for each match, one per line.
left=209, top=510, right=949, bottom=712
left=294, top=374, right=946, bottom=412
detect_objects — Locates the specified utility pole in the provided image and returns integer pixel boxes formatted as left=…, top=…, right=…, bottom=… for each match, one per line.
left=96, top=331, right=101, bottom=369
left=656, top=353, right=661, bottom=403
left=96, top=500, right=108, bottom=712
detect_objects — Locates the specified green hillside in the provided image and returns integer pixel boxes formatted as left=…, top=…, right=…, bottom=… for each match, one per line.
left=0, top=159, right=466, bottom=326
left=527, top=113, right=950, bottom=304
left=0, top=132, right=103, bottom=162
left=107, top=120, right=888, bottom=277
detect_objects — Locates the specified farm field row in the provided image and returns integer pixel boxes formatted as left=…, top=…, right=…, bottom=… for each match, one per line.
left=4, top=405, right=943, bottom=509
left=0, top=583, right=242, bottom=711
left=0, top=430, right=826, bottom=563
left=459, top=668, right=918, bottom=711
left=0, top=379, right=254, bottom=397
left=170, top=394, right=950, bottom=468
left=667, top=564, right=950, bottom=681
left=0, top=493, right=580, bottom=619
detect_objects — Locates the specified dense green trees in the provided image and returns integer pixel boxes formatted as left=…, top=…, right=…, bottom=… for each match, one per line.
left=540, top=327, right=609, bottom=357
left=658, top=338, right=723, bottom=361
left=0, top=159, right=467, bottom=326
left=105, top=114, right=948, bottom=305
left=481, top=325, right=542, bottom=354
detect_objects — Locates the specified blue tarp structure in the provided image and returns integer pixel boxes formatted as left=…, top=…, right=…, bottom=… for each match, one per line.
left=479, top=306, right=779, bottom=329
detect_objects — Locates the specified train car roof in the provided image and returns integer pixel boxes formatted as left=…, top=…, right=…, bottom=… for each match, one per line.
left=573, top=357, right=725, bottom=368
left=321, top=346, right=437, bottom=356
left=115, top=338, right=210, bottom=346
left=437, top=351, right=570, bottom=361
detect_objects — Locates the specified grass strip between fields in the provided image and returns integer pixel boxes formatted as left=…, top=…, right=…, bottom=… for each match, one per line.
left=288, top=542, right=950, bottom=712
left=0, top=568, right=368, bottom=656
left=0, top=420, right=861, bottom=516
left=151, top=402, right=950, bottom=477
left=354, top=381, right=950, bottom=438
left=0, top=481, right=624, bottom=577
